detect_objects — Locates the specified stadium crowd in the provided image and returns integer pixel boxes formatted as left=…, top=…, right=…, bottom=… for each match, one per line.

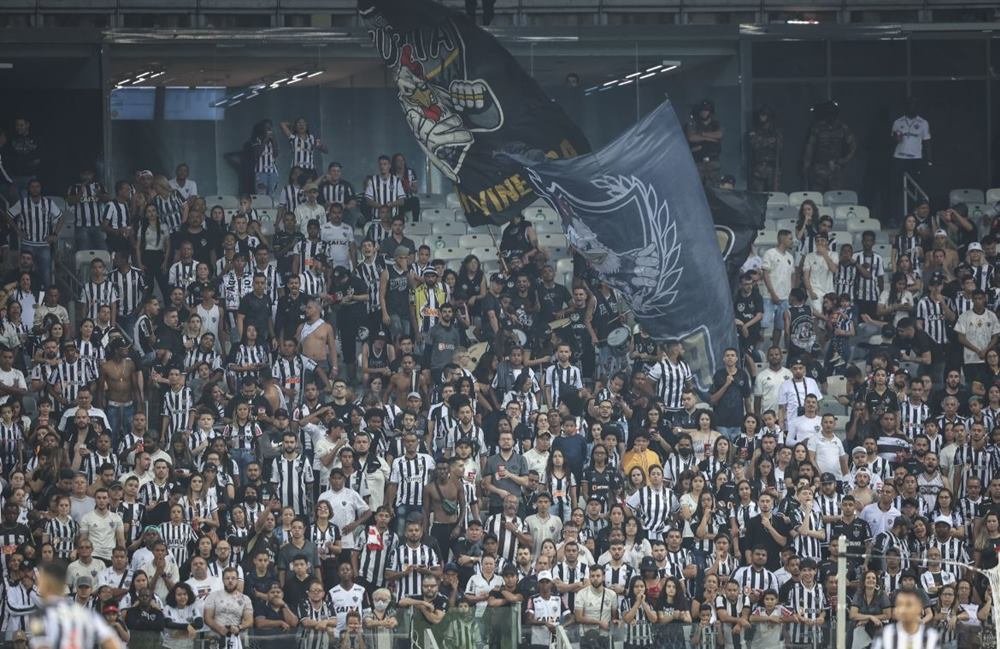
left=0, top=110, right=996, bottom=649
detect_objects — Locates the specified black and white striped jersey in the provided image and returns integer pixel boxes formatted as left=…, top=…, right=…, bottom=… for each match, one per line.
left=814, top=492, right=842, bottom=545
left=927, top=536, right=969, bottom=580
left=154, top=192, right=185, bottom=233
left=951, top=292, right=974, bottom=318
left=834, top=261, right=857, bottom=297
left=0, top=420, right=23, bottom=472
left=270, top=453, right=315, bottom=516
left=162, top=386, right=194, bottom=434
left=272, top=355, right=316, bottom=407
left=915, top=296, right=949, bottom=345
left=484, top=513, right=528, bottom=563
left=852, top=251, right=885, bottom=302
left=298, top=270, right=326, bottom=298
left=223, top=421, right=262, bottom=452
left=254, top=137, right=277, bottom=173
left=357, top=526, right=398, bottom=588
left=731, top=565, right=779, bottom=595
left=790, top=507, right=824, bottom=559
left=229, top=343, right=269, bottom=383
left=647, top=359, right=693, bottom=410
left=168, top=260, right=198, bottom=291
left=601, top=561, right=634, bottom=592
left=49, top=357, right=97, bottom=404
left=899, top=399, right=929, bottom=439
left=388, top=542, right=440, bottom=599
left=320, top=180, right=356, bottom=206
left=951, top=443, right=998, bottom=499
left=289, top=133, right=318, bottom=169
left=625, top=486, right=677, bottom=539
left=250, top=261, right=283, bottom=303
left=9, top=196, right=62, bottom=243
left=44, top=516, right=79, bottom=560
left=388, top=453, right=435, bottom=507
left=116, top=501, right=145, bottom=545
left=69, top=182, right=105, bottom=228
left=552, top=560, right=589, bottom=610
left=784, top=581, right=825, bottom=619
left=184, top=348, right=223, bottom=376
left=138, top=480, right=173, bottom=508
left=870, top=622, right=940, bottom=649
left=80, top=452, right=119, bottom=485
left=364, top=220, right=391, bottom=245
left=160, top=520, right=197, bottom=566
left=364, top=174, right=405, bottom=215
left=108, top=266, right=147, bottom=318
left=893, top=233, right=922, bottom=268
left=544, top=363, right=583, bottom=406
left=354, top=257, right=384, bottom=314
left=297, top=238, right=328, bottom=269
left=102, top=199, right=129, bottom=232
left=28, top=598, right=117, bottom=649
left=279, top=184, right=305, bottom=210
left=79, top=280, right=119, bottom=321
left=297, top=596, right=336, bottom=649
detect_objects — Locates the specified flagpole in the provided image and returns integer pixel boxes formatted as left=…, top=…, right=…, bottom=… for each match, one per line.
left=836, top=535, right=847, bottom=649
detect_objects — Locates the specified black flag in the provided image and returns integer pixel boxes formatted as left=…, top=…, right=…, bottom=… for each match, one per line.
left=705, top=186, right=767, bottom=290
left=522, top=102, right=737, bottom=388
left=358, top=0, right=590, bottom=226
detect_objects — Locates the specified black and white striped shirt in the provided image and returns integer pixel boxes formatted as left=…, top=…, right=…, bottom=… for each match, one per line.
left=732, top=565, right=779, bottom=595
left=601, top=561, right=634, bottom=592
left=270, top=453, right=315, bottom=516
left=69, top=182, right=105, bottom=228
left=544, top=363, right=583, bottom=406
left=389, top=453, right=435, bottom=507
left=250, top=261, right=283, bottom=303
left=185, top=347, right=223, bottom=376
left=951, top=292, right=974, bottom=319
left=108, top=266, right=146, bottom=318
left=168, top=260, right=198, bottom=291
left=835, top=262, right=858, bottom=297
left=364, top=174, right=405, bottom=217
left=45, top=516, right=79, bottom=560
left=154, top=192, right=185, bottom=233
left=10, top=196, right=61, bottom=243
left=102, top=200, right=129, bottom=231
left=79, top=280, right=119, bottom=321
left=625, top=486, right=677, bottom=539
left=272, top=355, right=315, bottom=406
left=364, top=220, right=391, bottom=245
left=899, top=399, right=929, bottom=439
left=289, top=133, right=318, bottom=169
left=160, top=520, right=197, bottom=566
left=790, top=507, right=824, bottom=559
left=484, top=513, right=528, bottom=563
left=0, top=420, right=22, bottom=472
left=388, top=543, right=439, bottom=599
left=927, top=536, right=969, bottom=580
left=853, top=251, right=885, bottom=302
left=320, top=180, right=355, bottom=207
left=81, top=452, right=119, bottom=485
left=28, top=599, right=117, bottom=649
left=298, top=596, right=337, bottom=649
left=254, top=137, right=277, bottom=173
left=49, top=358, right=96, bottom=404
left=297, top=238, right=328, bottom=269
left=223, top=421, right=262, bottom=452
left=279, top=184, right=305, bottom=210
left=162, top=386, right=194, bottom=434
left=552, top=560, right=589, bottom=611
left=915, top=296, right=949, bottom=345
left=357, top=526, right=397, bottom=588
left=138, top=481, right=173, bottom=507
left=871, top=623, right=940, bottom=649
left=354, top=257, right=384, bottom=314
left=647, top=358, right=692, bottom=410
left=298, top=270, right=326, bottom=299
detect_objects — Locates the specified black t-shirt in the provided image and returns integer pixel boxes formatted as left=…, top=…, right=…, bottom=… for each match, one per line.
left=172, top=228, right=216, bottom=265
left=480, top=293, right=503, bottom=336
left=275, top=293, right=309, bottom=340
left=155, top=324, right=185, bottom=359
left=710, top=368, right=752, bottom=427
left=746, top=513, right=791, bottom=571
left=238, top=292, right=274, bottom=339
left=537, top=282, right=571, bottom=322
left=734, top=289, right=764, bottom=344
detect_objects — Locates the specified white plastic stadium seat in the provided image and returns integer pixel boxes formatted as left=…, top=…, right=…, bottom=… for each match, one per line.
left=438, top=247, right=465, bottom=261
left=823, top=190, right=858, bottom=207
left=257, top=207, right=277, bottom=222
left=250, top=195, right=273, bottom=208
left=755, top=231, right=779, bottom=247
left=555, top=258, right=574, bottom=277
left=774, top=218, right=797, bottom=233
left=826, top=375, right=848, bottom=398
left=445, top=193, right=462, bottom=208
left=830, top=231, right=851, bottom=248
left=422, top=208, right=453, bottom=222
left=534, top=221, right=563, bottom=234
left=949, top=188, right=985, bottom=206
left=470, top=246, right=497, bottom=261
left=766, top=192, right=788, bottom=206
left=966, top=203, right=989, bottom=223
left=459, top=234, right=490, bottom=249
left=425, top=235, right=460, bottom=251
left=834, top=205, right=869, bottom=222
left=523, top=206, right=558, bottom=222
left=431, top=221, right=466, bottom=236
left=846, top=217, right=881, bottom=234
left=206, top=195, right=240, bottom=209
left=788, top=191, right=824, bottom=208
left=76, top=249, right=110, bottom=269
left=540, top=234, right=569, bottom=249
left=986, top=188, right=1000, bottom=205
left=548, top=247, right=568, bottom=260
left=406, top=222, right=432, bottom=237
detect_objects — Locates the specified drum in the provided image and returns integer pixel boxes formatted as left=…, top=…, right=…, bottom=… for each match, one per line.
left=606, top=326, right=629, bottom=349
left=547, top=317, right=572, bottom=332
left=510, top=328, right=528, bottom=346
left=464, top=342, right=490, bottom=370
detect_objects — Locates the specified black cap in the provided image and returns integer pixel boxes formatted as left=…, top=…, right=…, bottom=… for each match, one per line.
left=489, top=273, right=505, bottom=285
left=444, top=562, right=460, bottom=573
left=820, top=472, right=837, bottom=484
left=639, top=556, right=657, bottom=572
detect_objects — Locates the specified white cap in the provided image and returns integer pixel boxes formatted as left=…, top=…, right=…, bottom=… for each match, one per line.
left=934, top=515, right=952, bottom=525
left=968, top=242, right=983, bottom=252
left=537, top=570, right=553, bottom=581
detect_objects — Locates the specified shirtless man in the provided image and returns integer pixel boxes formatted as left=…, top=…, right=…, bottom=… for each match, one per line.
left=297, top=299, right=338, bottom=386
left=97, top=338, right=144, bottom=448
left=423, top=459, right=467, bottom=563
left=388, top=353, right=421, bottom=405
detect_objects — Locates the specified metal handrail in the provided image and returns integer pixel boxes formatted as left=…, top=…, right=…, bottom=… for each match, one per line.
left=903, top=171, right=929, bottom=218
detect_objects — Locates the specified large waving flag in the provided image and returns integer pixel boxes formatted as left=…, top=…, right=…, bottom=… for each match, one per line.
left=358, top=0, right=590, bottom=225
left=522, top=101, right=739, bottom=387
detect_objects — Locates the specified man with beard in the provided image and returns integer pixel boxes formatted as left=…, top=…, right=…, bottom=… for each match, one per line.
left=398, top=573, right=448, bottom=649
left=423, top=302, right=463, bottom=377
left=746, top=493, right=790, bottom=571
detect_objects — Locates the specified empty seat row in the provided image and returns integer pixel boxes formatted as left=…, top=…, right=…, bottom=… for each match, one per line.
left=766, top=189, right=858, bottom=209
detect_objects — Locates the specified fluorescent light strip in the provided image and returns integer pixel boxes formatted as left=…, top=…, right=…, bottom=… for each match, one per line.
left=639, top=72, right=656, bottom=80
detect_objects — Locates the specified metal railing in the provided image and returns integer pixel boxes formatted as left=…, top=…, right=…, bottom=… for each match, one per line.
left=903, top=170, right=929, bottom=220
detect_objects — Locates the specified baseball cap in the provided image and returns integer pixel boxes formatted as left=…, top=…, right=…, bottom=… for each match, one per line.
left=537, top=570, right=554, bottom=582
left=102, top=604, right=119, bottom=614
left=76, top=576, right=93, bottom=589
left=274, top=409, right=289, bottom=418
left=407, top=391, right=422, bottom=400
left=143, top=525, right=161, bottom=535
left=851, top=446, right=867, bottom=457
left=820, top=472, right=837, bottom=484
left=394, top=246, right=411, bottom=258
left=421, top=267, right=438, bottom=276
left=444, top=562, right=460, bottom=573
left=934, top=229, right=948, bottom=237
left=536, top=430, right=552, bottom=438
left=968, top=242, right=984, bottom=252
left=934, top=515, right=952, bottom=526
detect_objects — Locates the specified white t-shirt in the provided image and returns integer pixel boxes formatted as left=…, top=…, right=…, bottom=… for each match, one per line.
left=808, top=434, right=846, bottom=478
left=953, top=308, right=1000, bottom=365
left=328, top=583, right=368, bottom=632
left=761, top=247, right=795, bottom=301
left=776, top=377, right=823, bottom=418
left=320, top=222, right=355, bottom=268
left=754, top=367, right=794, bottom=414
left=803, top=252, right=835, bottom=299
left=169, top=178, right=199, bottom=200
left=574, top=586, right=618, bottom=625
left=0, top=367, right=26, bottom=405
left=787, top=414, right=822, bottom=447
left=317, top=487, right=370, bottom=549
left=891, top=116, right=931, bottom=159
left=877, top=288, right=914, bottom=327
left=79, top=509, right=124, bottom=559
left=465, top=572, right=504, bottom=615
left=186, top=574, right=223, bottom=601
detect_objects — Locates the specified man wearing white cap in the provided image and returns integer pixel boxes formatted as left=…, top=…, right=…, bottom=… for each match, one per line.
left=527, top=570, right=563, bottom=649
left=966, top=241, right=994, bottom=291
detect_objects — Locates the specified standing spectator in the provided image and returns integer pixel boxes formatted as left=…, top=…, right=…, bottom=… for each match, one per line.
left=953, top=289, right=1000, bottom=392
left=203, top=568, right=253, bottom=646
left=574, top=565, right=618, bottom=644
left=281, top=117, right=326, bottom=173
left=67, top=165, right=107, bottom=251
left=708, top=348, right=752, bottom=440
left=122, top=589, right=166, bottom=649
left=390, top=153, right=420, bottom=221
left=387, top=432, right=435, bottom=533
left=364, top=156, right=405, bottom=222
left=248, top=120, right=279, bottom=196
left=168, top=164, right=198, bottom=201
left=891, top=98, right=932, bottom=222
left=7, top=178, right=62, bottom=288
left=8, top=117, right=40, bottom=196
left=747, top=105, right=783, bottom=192
left=802, top=100, right=856, bottom=193
left=386, top=518, right=440, bottom=601
left=685, top=100, right=723, bottom=187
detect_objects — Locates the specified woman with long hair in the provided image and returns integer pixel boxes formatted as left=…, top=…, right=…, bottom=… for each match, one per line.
left=909, top=516, right=931, bottom=561
left=893, top=213, right=924, bottom=270
left=544, top=448, right=576, bottom=522
left=390, top=153, right=420, bottom=220
left=310, top=500, right=343, bottom=587
left=691, top=492, right=723, bottom=565
left=729, top=480, right=760, bottom=558
left=76, top=318, right=103, bottom=367
left=280, top=117, right=326, bottom=172
left=679, top=471, right=707, bottom=548
left=658, top=576, right=692, bottom=649
left=119, top=571, right=162, bottom=611
left=932, top=488, right=965, bottom=539
left=136, top=202, right=171, bottom=298
left=152, top=174, right=187, bottom=233
left=623, top=516, right=651, bottom=570
left=162, top=582, right=200, bottom=649
left=689, top=572, right=720, bottom=624
left=876, top=272, right=915, bottom=327
left=974, top=511, right=1000, bottom=571
left=895, top=254, right=923, bottom=294
left=699, top=437, right=732, bottom=484
left=620, top=576, right=659, bottom=649
left=690, top=410, right=722, bottom=460
left=933, top=583, right=969, bottom=649
left=848, top=569, right=891, bottom=649
left=0, top=300, right=28, bottom=359
left=225, top=504, right=253, bottom=566
left=795, top=199, right=820, bottom=255
left=455, top=255, right=487, bottom=312
left=226, top=323, right=269, bottom=391
left=177, top=472, right=219, bottom=541
left=581, top=444, right=622, bottom=509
